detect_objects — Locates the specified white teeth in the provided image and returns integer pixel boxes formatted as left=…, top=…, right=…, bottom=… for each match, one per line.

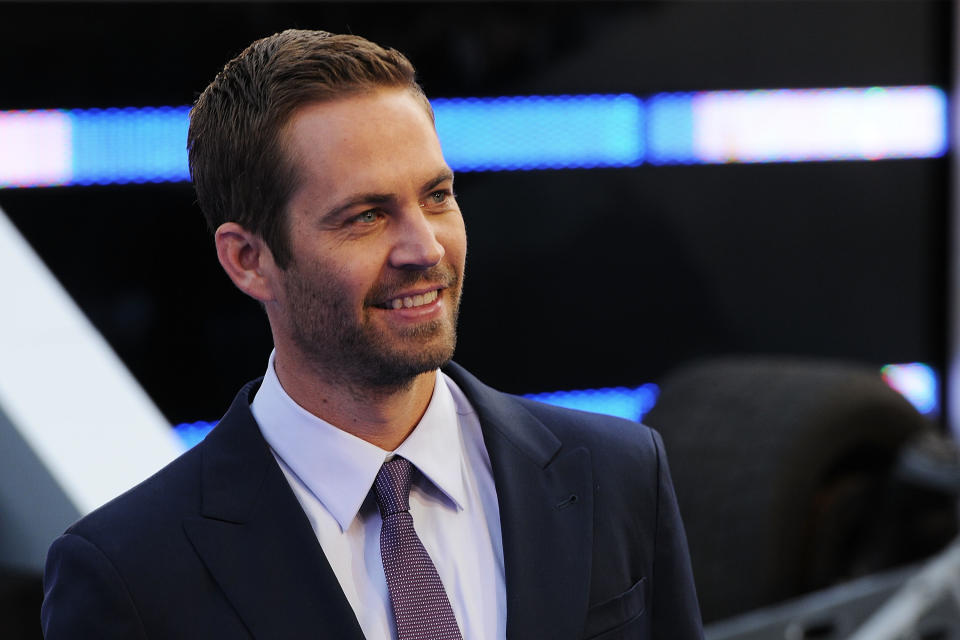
left=386, top=289, right=438, bottom=310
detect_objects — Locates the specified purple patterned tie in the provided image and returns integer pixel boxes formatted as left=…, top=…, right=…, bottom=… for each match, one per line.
left=373, top=457, right=463, bottom=640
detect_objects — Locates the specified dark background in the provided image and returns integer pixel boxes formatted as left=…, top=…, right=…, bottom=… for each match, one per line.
left=0, top=1, right=950, bottom=425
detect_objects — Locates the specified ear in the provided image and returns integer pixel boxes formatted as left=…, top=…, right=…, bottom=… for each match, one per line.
left=214, top=222, right=280, bottom=302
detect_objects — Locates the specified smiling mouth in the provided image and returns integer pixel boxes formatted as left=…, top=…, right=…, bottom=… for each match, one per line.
left=375, top=288, right=440, bottom=310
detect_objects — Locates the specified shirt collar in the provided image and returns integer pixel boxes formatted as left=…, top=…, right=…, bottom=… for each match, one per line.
left=251, top=351, right=467, bottom=532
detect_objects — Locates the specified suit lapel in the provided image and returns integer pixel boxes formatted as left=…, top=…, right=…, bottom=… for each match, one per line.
left=183, top=381, right=365, bottom=640
left=444, top=364, right=594, bottom=640
left=181, top=367, right=593, bottom=639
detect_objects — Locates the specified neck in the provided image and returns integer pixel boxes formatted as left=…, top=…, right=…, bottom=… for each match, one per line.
left=272, top=348, right=438, bottom=451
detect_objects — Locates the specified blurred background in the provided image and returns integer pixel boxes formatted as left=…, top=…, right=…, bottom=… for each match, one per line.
left=1, top=1, right=957, bottom=638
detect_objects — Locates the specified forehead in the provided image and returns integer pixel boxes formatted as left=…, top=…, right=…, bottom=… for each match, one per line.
left=283, top=89, right=448, bottom=206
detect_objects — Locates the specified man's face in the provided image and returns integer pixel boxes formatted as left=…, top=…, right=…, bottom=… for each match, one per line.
left=271, top=88, right=466, bottom=390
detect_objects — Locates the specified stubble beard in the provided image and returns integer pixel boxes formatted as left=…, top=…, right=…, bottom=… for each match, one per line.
left=283, top=262, right=462, bottom=394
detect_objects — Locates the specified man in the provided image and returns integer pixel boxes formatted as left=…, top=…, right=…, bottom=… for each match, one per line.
left=41, top=29, right=703, bottom=639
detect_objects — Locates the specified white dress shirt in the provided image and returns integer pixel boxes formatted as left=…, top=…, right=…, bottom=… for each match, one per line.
left=251, top=352, right=506, bottom=639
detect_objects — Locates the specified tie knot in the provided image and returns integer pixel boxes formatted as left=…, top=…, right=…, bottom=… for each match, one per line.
left=373, top=456, right=414, bottom=518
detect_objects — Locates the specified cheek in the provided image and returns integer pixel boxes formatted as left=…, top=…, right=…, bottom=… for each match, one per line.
left=441, top=217, right=468, bottom=268
left=333, top=255, right=392, bottom=302
left=284, top=254, right=351, bottom=302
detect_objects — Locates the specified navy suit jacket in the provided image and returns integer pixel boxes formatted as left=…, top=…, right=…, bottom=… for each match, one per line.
left=42, top=363, right=703, bottom=639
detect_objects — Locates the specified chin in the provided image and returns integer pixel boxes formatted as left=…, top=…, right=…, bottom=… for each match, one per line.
left=363, top=336, right=457, bottom=390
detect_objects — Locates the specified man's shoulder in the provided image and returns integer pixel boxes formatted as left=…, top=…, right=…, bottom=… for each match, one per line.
left=444, top=361, right=660, bottom=461
left=64, top=440, right=205, bottom=551
left=63, top=378, right=263, bottom=551
left=512, top=393, right=662, bottom=461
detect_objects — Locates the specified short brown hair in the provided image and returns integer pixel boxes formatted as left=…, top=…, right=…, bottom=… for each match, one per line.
left=188, top=29, right=430, bottom=268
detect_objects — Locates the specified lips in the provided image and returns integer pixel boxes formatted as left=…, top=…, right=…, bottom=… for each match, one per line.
left=368, top=265, right=458, bottom=311
left=373, top=287, right=443, bottom=310
left=383, top=289, right=440, bottom=309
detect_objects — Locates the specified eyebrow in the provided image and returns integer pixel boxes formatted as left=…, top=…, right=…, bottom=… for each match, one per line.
left=320, top=169, right=455, bottom=222
left=422, top=170, right=455, bottom=194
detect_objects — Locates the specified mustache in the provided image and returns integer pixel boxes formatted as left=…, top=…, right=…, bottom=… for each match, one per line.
left=365, top=264, right=460, bottom=305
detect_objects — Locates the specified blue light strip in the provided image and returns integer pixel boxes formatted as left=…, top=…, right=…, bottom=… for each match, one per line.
left=173, top=421, right=218, bottom=449
left=0, top=86, right=947, bottom=189
left=70, top=107, right=190, bottom=186
left=172, top=362, right=938, bottom=448
left=433, top=94, right=644, bottom=170
left=171, top=383, right=661, bottom=448
left=0, top=107, right=190, bottom=189
left=524, top=383, right=660, bottom=422
left=647, top=93, right=697, bottom=165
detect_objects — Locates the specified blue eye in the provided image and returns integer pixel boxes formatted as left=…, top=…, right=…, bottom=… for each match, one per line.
left=354, top=210, right=379, bottom=223
left=424, top=190, right=455, bottom=206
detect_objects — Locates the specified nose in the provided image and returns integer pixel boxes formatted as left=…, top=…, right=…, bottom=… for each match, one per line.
left=388, top=207, right=445, bottom=270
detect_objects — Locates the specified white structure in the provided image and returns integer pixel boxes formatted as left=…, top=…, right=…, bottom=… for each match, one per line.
left=0, top=205, right=183, bottom=571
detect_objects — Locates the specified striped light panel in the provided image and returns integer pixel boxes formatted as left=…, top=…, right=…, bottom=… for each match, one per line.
left=0, top=86, right=946, bottom=188
left=433, top=94, right=645, bottom=170
left=0, top=106, right=190, bottom=188
left=649, top=87, right=947, bottom=164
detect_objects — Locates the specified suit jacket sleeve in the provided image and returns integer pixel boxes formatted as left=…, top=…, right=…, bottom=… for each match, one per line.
left=42, top=533, right=149, bottom=639
left=651, top=429, right=704, bottom=639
